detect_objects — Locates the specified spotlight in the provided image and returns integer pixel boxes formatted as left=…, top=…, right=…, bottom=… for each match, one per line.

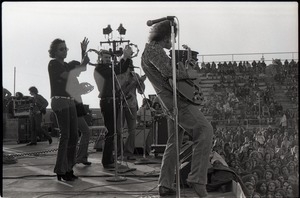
left=103, top=25, right=113, bottom=35
left=117, top=23, right=126, bottom=35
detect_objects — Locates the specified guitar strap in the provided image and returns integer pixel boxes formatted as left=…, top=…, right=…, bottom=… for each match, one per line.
left=131, top=72, right=146, bottom=94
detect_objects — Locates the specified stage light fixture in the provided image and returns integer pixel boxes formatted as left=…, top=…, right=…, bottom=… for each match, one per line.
left=103, top=25, right=113, bottom=35
left=117, top=23, right=126, bottom=35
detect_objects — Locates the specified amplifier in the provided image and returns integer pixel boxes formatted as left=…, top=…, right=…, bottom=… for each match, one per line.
left=4, top=118, right=31, bottom=143
left=17, top=118, right=31, bottom=143
left=155, top=116, right=169, bottom=144
left=169, top=50, right=199, bottom=63
left=12, top=97, right=33, bottom=117
left=151, top=116, right=169, bottom=155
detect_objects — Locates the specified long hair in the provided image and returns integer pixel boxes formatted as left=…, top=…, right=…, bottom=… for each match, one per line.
left=48, top=38, right=65, bottom=58
left=148, top=20, right=177, bottom=42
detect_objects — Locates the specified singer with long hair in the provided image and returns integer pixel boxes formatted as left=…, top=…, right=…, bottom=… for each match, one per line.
left=48, top=38, right=89, bottom=181
left=141, top=20, right=213, bottom=197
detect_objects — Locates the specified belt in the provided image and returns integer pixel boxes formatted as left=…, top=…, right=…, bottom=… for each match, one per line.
left=101, top=97, right=120, bottom=100
left=51, top=96, right=74, bottom=100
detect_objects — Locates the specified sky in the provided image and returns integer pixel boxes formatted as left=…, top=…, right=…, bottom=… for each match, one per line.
left=2, top=2, right=298, bottom=108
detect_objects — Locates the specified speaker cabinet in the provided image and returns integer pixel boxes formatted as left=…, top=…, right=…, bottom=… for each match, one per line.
left=151, top=116, right=169, bottom=154
left=17, top=118, right=31, bottom=143
left=4, top=118, right=31, bottom=143
left=155, top=116, right=169, bottom=144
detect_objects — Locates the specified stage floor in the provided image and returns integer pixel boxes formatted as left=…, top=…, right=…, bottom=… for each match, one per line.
left=3, top=137, right=236, bottom=198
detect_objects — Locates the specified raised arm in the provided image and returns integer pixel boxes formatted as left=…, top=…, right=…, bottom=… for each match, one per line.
left=80, top=37, right=90, bottom=66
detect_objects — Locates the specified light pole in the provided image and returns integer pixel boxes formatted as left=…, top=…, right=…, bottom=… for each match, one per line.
left=102, top=23, right=132, bottom=182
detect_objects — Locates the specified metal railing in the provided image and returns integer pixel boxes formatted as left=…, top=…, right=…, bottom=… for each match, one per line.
left=198, top=52, right=298, bottom=65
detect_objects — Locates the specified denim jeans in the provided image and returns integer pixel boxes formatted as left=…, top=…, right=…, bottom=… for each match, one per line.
left=76, top=117, right=90, bottom=163
left=51, top=98, right=78, bottom=174
left=100, top=99, right=120, bottom=166
left=157, top=90, right=213, bottom=188
left=117, top=106, right=137, bottom=156
left=30, top=112, right=51, bottom=143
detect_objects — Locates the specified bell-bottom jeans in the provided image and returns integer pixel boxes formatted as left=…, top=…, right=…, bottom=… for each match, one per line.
left=51, top=98, right=78, bottom=174
left=76, top=116, right=90, bottom=163
left=157, top=90, right=213, bottom=189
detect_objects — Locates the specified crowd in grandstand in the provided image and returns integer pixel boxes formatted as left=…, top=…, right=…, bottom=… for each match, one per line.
left=211, top=124, right=298, bottom=197
left=200, top=59, right=298, bottom=127
left=197, top=59, right=298, bottom=197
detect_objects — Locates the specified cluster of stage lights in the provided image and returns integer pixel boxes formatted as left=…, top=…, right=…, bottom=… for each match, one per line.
left=102, top=23, right=126, bottom=36
left=101, top=23, right=130, bottom=57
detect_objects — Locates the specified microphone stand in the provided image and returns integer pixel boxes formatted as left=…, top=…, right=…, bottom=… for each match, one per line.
left=106, top=55, right=126, bottom=182
left=115, top=72, right=136, bottom=173
left=170, top=19, right=181, bottom=198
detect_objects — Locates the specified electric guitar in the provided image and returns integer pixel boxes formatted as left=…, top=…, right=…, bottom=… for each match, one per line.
left=169, top=45, right=204, bottom=105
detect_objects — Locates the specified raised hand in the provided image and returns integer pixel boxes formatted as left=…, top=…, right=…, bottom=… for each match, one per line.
left=122, top=45, right=133, bottom=59
left=81, top=37, right=89, bottom=52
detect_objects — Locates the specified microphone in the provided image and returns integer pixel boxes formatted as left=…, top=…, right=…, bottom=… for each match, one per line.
left=147, top=16, right=175, bottom=26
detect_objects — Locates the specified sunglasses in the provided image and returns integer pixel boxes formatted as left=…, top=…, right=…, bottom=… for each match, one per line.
left=58, top=47, right=69, bottom=51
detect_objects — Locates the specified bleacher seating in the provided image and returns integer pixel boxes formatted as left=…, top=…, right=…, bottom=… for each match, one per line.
left=197, top=59, right=298, bottom=130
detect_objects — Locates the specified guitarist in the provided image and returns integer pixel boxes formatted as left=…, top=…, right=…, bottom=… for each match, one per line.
left=116, top=65, right=146, bottom=160
left=141, top=20, right=213, bottom=197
